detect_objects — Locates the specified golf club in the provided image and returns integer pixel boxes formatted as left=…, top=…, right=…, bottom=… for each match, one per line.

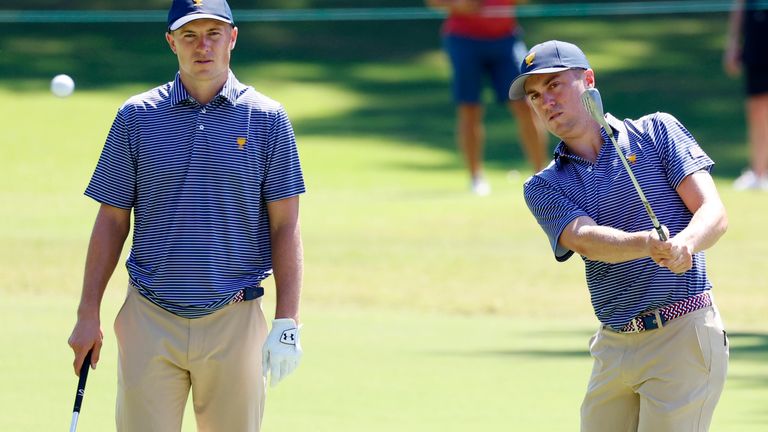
left=70, top=349, right=93, bottom=432
left=580, top=87, right=667, bottom=241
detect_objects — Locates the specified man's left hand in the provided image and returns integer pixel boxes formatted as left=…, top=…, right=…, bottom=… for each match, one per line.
left=262, top=318, right=303, bottom=387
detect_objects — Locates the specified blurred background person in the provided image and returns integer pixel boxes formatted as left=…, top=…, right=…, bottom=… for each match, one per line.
left=427, top=0, right=547, bottom=195
left=724, top=0, right=768, bottom=190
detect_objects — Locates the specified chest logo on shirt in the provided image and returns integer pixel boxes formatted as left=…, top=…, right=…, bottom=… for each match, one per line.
left=627, top=153, right=637, bottom=164
left=237, top=137, right=247, bottom=150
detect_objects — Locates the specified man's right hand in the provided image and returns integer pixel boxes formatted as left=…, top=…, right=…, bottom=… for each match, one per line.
left=68, top=318, right=103, bottom=376
left=647, top=225, right=692, bottom=274
left=723, top=45, right=741, bottom=78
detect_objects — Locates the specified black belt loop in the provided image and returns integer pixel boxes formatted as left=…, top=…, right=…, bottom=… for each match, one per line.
left=243, top=286, right=264, bottom=301
left=230, top=285, right=265, bottom=304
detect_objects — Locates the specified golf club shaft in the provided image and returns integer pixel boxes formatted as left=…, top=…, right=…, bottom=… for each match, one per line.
left=70, top=349, right=93, bottom=432
left=580, top=89, right=667, bottom=241
left=600, top=122, right=667, bottom=241
left=69, top=413, right=79, bottom=432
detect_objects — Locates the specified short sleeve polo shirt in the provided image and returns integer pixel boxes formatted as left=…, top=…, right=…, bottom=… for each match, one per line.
left=85, top=71, right=305, bottom=318
left=524, top=112, right=714, bottom=329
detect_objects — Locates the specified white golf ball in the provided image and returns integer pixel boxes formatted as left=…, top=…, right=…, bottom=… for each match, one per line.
left=51, top=74, right=75, bottom=97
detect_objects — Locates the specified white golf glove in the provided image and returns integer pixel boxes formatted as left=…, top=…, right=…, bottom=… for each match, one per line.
left=262, top=318, right=302, bottom=387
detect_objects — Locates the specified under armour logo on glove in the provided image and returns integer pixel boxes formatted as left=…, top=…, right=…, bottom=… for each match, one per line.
left=280, top=328, right=297, bottom=345
left=263, top=318, right=303, bottom=387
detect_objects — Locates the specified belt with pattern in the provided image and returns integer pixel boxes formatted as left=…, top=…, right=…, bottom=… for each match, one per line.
left=617, top=291, right=712, bottom=333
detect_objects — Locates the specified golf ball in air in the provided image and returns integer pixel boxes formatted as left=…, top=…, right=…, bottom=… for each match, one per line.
left=51, top=74, right=75, bottom=97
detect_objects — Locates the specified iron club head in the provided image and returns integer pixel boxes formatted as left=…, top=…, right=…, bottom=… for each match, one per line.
left=580, top=88, right=612, bottom=134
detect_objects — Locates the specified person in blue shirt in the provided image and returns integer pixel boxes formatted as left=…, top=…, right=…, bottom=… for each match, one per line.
left=510, top=40, right=729, bottom=431
left=67, top=0, right=304, bottom=430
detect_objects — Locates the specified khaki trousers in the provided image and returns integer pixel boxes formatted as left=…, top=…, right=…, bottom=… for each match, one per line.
left=114, top=286, right=267, bottom=432
left=580, top=305, right=728, bottom=432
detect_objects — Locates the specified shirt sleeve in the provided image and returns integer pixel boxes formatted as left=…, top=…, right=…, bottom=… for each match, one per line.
left=523, top=174, right=589, bottom=262
left=262, top=106, right=306, bottom=202
left=644, top=113, right=714, bottom=189
left=84, top=108, right=136, bottom=209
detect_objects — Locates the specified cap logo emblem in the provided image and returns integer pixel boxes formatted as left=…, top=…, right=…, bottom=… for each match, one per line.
left=193, top=0, right=204, bottom=7
left=525, top=52, right=536, bottom=67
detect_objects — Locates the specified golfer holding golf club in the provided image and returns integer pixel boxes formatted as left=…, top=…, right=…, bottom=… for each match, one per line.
left=510, top=40, right=729, bottom=431
left=67, top=0, right=305, bottom=430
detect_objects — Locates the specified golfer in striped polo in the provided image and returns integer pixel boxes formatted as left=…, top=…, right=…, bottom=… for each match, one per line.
left=510, top=40, right=729, bottom=431
left=67, top=0, right=304, bottom=430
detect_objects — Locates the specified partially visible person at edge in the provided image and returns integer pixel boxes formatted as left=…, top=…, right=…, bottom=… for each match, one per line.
left=724, top=0, right=768, bottom=190
left=426, top=0, right=548, bottom=196
left=511, top=40, right=729, bottom=431
left=67, top=0, right=305, bottom=430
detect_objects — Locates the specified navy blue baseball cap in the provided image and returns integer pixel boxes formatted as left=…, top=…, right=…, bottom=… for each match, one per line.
left=508, top=40, right=590, bottom=100
left=167, top=0, right=234, bottom=31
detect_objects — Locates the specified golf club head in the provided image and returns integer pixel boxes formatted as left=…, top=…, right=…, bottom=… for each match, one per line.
left=580, top=88, right=610, bottom=131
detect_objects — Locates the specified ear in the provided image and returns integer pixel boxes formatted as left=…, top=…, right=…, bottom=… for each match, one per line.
left=166, top=31, right=177, bottom=54
left=584, top=68, right=596, bottom=88
left=230, top=26, right=238, bottom=50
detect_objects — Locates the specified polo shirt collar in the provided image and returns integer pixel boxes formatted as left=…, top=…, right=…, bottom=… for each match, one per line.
left=169, top=70, right=243, bottom=106
left=553, top=112, right=623, bottom=169
left=553, top=138, right=598, bottom=169
left=552, top=142, right=566, bottom=169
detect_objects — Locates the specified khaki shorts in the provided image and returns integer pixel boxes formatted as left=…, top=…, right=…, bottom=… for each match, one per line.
left=114, top=285, right=267, bottom=432
left=581, top=305, right=728, bottom=432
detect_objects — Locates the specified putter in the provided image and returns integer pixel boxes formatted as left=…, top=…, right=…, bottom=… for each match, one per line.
left=580, top=88, right=667, bottom=241
left=70, top=350, right=93, bottom=432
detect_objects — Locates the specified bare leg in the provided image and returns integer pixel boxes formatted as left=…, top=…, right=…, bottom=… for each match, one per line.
left=457, top=104, right=490, bottom=195
left=747, top=94, right=768, bottom=177
left=457, top=103, right=485, bottom=179
left=509, top=99, right=548, bottom=172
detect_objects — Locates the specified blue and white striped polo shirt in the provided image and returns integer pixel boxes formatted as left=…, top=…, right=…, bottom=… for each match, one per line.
left=85, top=71, right=305, bottom=318
left=524, top=112, right=714, bottom=329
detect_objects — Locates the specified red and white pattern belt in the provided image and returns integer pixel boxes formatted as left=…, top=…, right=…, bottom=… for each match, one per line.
left=618, top=291, right=712, bottom=333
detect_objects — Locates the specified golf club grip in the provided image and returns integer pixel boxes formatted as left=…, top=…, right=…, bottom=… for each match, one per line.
left=73, top=350, right=93, bottom=413
left=654, top=224, right=668, bottom=241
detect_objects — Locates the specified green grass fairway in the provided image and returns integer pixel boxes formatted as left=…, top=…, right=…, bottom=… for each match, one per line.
left=1, top=9, right=767, bottom=431
left=1, top=291, right=767, bottom=431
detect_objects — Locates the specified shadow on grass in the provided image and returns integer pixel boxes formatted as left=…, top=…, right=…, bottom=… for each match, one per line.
left=425, top=328, right=593, bottom=358
left=0, top=13, right=748, bottom=176
left=728, top=332, right=768, bottom=360
left=426, top=331, right=768, bottom=364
